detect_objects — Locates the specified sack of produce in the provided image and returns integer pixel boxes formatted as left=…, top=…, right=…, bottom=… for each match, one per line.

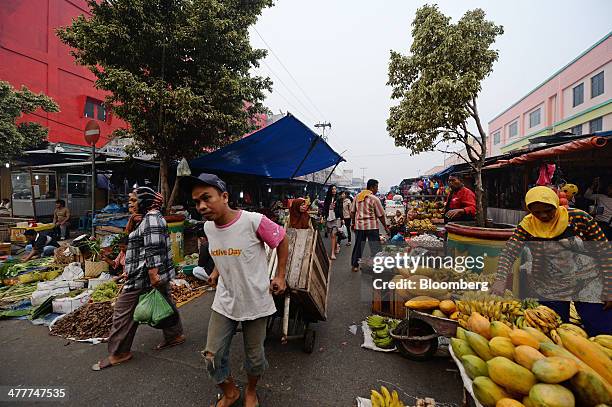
left=133, top=289, right=175, bottom=327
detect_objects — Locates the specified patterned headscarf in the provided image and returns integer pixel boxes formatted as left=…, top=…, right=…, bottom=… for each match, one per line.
left=133, top=186, right=164, bottom=214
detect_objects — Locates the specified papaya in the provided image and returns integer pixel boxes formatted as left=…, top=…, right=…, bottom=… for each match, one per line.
left=522, top=327, right=553, bottom=344
left=466, top=331, right=494, bottom=361
left=451, top=338, right=476, bottom=359
left=490, top=321, right=513, bottom=338
left=570, top=370, right=612, bottom=406
left=558, top=323, right=587, bottom=338
left=531, top=357, right=578, bottom=383
left=514, top=346, right=546, bottom=370
left=487, top=357, right=537, bottom=396
left=489, top=337, right=515, bottom=360
left=468, top=312, right=492, bottom=339
left=456, top=326, right=468, bottom=341
left=496, top=399, right=525, bottom=407
left=432, top=309, right=448, bottom=318
left=461, top=355, right=489, bottom=379
left=558, top=329, right=612, bottom=384
left=439, top=300, right=457, bottom=315
left=404, top=295, right=440, bottom=311
left=509, top=328, right=540, bottom=349
left=529, top=384, right=575, bottom=407
left=473, top=376, right=510, bottom=407
left=522, top=397, right=534, bottom=407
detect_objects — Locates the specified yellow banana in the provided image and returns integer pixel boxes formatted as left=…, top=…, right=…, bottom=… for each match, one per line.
left=371, top=390, right=384, bottom=407
left=594, top=335, right=612, bottom=350
left=391, top=390, right=399, bottom=407
left=381, top=386, right=391, bottom=406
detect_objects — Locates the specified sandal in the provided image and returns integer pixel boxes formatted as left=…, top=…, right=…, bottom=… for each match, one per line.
left=153, top=334, right=186, bottom=351
left=212, top=388, right=242, bottom=407
left=91, top=354, right=133, bottom=371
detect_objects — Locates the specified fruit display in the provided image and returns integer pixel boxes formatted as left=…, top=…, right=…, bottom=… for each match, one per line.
left=366, top=315, right=399, bottom=349
left=456, top=292, right=524, bottom=328
left=370, top=385, right=406, bottom=407
left=453, top=316, right=612, bottom=406
left=406, top=219, right=437, bottom=233
left=404, top=297, right=459, bottom=321
left=407, top=199, right=445, bottom=220
left=515, top=306, right=562, bottom=334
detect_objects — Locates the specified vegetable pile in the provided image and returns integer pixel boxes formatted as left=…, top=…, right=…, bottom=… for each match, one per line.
left=50, top=302, right=113, bottom=340
left=91, top=281, right=119, bottom=302
left=0, top=283, right=37, bottom=307
left=0, top=258, right=55, bottom=279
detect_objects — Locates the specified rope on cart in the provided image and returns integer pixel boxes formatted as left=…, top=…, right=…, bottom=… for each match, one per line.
left=375, top=379, right=460, bottom=407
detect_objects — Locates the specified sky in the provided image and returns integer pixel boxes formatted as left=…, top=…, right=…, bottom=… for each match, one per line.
left=250, top=0, right=612, bottom=191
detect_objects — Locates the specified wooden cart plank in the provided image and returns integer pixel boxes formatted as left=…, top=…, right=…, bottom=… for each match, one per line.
left=290, top=230, right=309, bottom=289
left=299, top=229, right=316, bottom=290
left=285, top=229, right=300, bottom=287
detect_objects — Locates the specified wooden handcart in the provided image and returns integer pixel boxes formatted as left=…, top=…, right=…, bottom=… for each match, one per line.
left=267, top=227, right=331, bottom=353
left=389, top=308, right=458, bottom=361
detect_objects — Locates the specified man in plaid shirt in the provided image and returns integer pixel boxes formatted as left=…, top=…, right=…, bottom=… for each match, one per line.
left=350, top=179, right=389, bottom=272
left=92, top=187, right=185, bottom=371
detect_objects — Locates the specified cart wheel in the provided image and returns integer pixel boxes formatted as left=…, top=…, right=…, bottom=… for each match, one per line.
left=394, top=319, right=438, bottom=361
left=303, top=329, right=316, bottom=354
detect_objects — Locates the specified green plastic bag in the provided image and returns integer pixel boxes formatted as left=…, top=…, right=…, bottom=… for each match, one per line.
left=133, top=289, right=174, bottom=327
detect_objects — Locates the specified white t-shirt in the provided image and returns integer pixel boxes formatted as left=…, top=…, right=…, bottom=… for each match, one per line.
left=204, top=210, right=286, bottom=321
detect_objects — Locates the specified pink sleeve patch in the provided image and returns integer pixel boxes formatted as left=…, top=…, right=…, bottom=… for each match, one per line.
left=256, top=216, right=286, bottom=248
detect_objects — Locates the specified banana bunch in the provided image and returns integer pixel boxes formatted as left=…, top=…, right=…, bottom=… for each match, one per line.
left=371, top=386, right=405, bottom=407
left=521, top=306, right=561, bottom=334
left=590, top=335, right=612, bottom=350
left=367, top=315, right=397, bottom=349
left=521, top=298, right=540, bottom=309
left=456, top=293, right=523, bottom=327
left=569, top=302, right=582, bottom=325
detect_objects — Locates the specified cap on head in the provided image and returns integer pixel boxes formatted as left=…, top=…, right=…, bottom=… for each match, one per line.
left=181, top=173, right=227, bottom=194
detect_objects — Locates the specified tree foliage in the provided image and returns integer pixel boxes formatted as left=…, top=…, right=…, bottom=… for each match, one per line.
left=387, top=5, right=503, bottom=225
left=0, top=81, right=59, bottom=164
left=56, top=0, right=273, bottom=199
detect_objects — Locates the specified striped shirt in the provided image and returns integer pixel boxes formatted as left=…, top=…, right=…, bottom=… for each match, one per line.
left=350, top=194, right=385, bottom=231
left=124, top=210, right=175, bottom=291
left=496, top=209, right=611, bottom=301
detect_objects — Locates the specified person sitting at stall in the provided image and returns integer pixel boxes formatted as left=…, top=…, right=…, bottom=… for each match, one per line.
left=584, top=178, right=612, bottom=240
left=491, top=186, right=611, bottom=336
left=0, top=198, right=11, bottom=216
left=444, top=174, right=476, bottom=223
left=22, top=229, right=59, bottom=261
left=289, top=198, right=311, bottom=229
left=53, top=199, right=71, bottom=240
left=102, top=236, right=128, bottom=278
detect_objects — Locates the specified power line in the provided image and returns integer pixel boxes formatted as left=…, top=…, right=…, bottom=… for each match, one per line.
left=259, top=59, right=317, bottom=122
left=253, top=27, right=327, bottom=121
left=263, top=85, right=314, bottom=124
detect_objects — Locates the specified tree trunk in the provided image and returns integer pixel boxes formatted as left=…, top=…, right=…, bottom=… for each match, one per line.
left=159, top=158, right=171, bottom=206
left=474, top=163, right=486, bottom=227
left=167, top=177, right=180, bottom=209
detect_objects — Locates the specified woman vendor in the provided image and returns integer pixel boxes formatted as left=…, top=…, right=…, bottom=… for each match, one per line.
left=492, top=186, right=611, bottom=336
left=289, top=198, right=311, bottom=229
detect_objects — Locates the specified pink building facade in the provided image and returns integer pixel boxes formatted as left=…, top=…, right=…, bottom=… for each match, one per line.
left=488, top=32, right=612, bottom=156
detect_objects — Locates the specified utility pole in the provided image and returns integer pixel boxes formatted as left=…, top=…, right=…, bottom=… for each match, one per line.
left=314, top=122, right=331, bottom=141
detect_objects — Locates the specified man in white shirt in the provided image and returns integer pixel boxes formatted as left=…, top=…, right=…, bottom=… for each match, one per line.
left=585, top=178, right=612, bottom=239
left=183, top=173, right=288, bottom=407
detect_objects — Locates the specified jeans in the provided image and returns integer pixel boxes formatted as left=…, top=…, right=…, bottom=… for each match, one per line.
left=25, top=244, right=56, bottom=257
left=351, top=229, right=382, bottom=267
left=203, top=310, right=268, bottom=384
left=540, top=300, right=612, bottom=336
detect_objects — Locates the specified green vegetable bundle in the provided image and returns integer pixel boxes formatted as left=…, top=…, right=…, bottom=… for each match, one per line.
left=91, top=281, right=119, bottom=302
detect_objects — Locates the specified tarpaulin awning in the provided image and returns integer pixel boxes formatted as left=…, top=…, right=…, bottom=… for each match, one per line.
left=484, top=136, right=608, bottom=169
left=189, top=114, right=345, bottom=178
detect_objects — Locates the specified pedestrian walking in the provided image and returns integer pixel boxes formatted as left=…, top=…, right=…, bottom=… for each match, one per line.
left=350, top=179, right=389, bottom=272
left=92, top=187, right=185, bottom=371
left=342, top=191, right=352, bottom=246
left=183, top=173, right=288, bottom=407
left=323, top=185, right=343, bottom=260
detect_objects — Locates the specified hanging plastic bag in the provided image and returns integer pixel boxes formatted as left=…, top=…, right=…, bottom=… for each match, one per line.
left=337, top=224, right=348, bottom=240
left=176, top=158, right=192, bottom=177
left=133, top=289, right=175, bottom=327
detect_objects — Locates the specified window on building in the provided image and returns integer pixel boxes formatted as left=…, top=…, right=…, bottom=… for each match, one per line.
left=529, top=108, right=541, bottom=128
left=509, top=122, right=518, bottom=138
left=572, top=83, right=584, bottom=107
left=84, top=99, right=95, bottom=118
left=591, top=71, right=604, bottom=98
left=570, top=124, right=582, bottom=136
left=493, top=131, right=501, bottom=145
left=97, top=103, right=107, bottom=121
left=589, top=117, right=603, bottom=133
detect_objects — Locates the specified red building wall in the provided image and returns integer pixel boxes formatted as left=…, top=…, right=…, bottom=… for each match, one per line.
left=0, top=0, right=125, bottom=147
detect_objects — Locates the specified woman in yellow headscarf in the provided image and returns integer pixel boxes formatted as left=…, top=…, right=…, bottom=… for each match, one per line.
left=492, top=186, right=611, bottom=336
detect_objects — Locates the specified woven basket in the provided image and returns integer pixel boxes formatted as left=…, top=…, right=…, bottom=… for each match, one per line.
left=84, top=260, right=109, bottom=278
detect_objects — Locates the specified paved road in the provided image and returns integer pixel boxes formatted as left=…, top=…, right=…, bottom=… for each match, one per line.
left=1, top=238, right=463, bottom=406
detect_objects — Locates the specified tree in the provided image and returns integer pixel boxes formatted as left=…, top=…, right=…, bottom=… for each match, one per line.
left=0, top=81, right=59, bottom=164
left=387, top=5, right=503, bottom=226
left=57, top=0, right=273, bottom=204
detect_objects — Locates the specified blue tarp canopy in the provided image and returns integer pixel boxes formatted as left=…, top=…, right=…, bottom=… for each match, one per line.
left=189, top=114, right=345, bottom=178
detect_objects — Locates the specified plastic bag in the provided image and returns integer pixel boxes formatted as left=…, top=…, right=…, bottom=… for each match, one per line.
left=176, top=158, right=192, bottom=177
left=133, top=289, right=175, bottom=327
left=61, top=262, right=84, bottom=281
left=337, top=224, right=348, bottom=239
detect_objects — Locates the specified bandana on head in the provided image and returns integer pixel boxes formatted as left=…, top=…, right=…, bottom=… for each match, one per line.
left=133, top=186, right=164, bottom=214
